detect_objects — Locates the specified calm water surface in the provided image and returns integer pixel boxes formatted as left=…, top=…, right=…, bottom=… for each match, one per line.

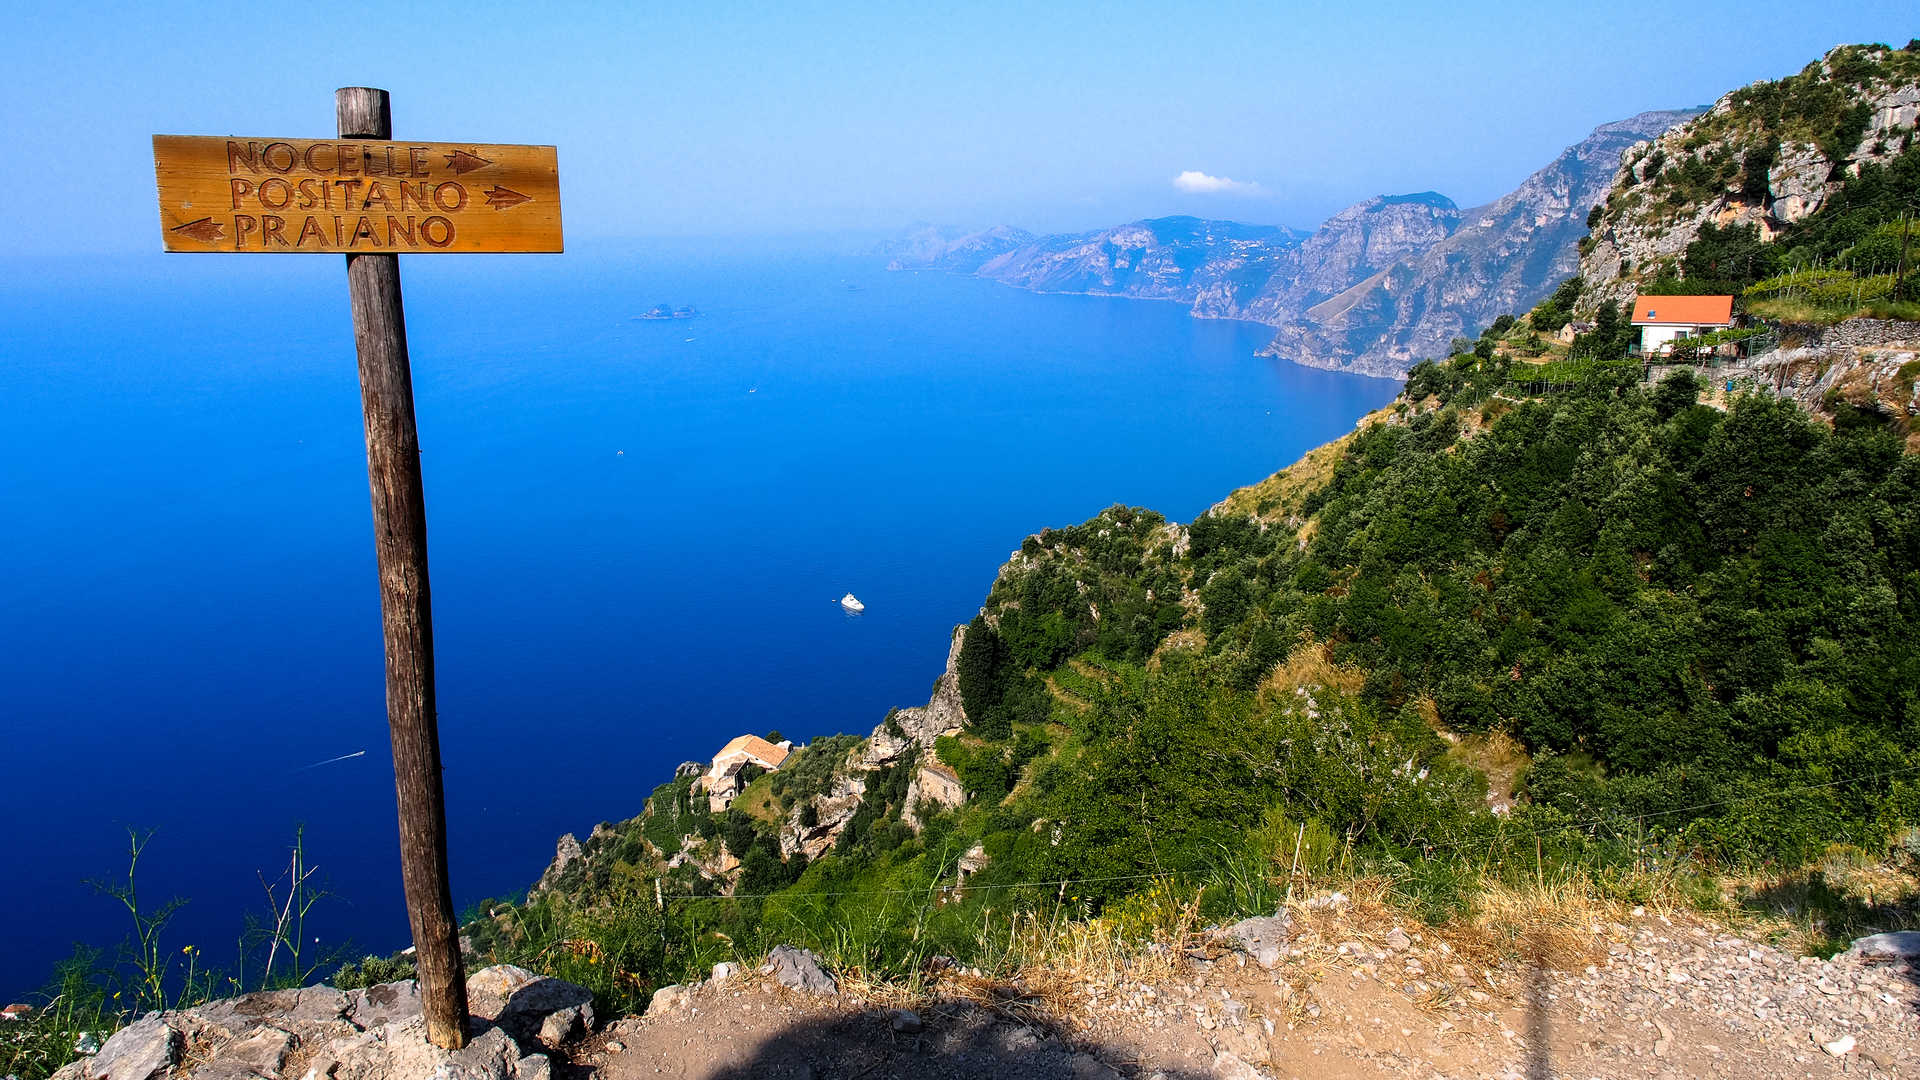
left=0, top=243, right=1398, bottom=996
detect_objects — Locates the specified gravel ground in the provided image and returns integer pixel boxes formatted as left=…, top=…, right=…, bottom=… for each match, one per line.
left=589, top=911, right=1919, bottom=1079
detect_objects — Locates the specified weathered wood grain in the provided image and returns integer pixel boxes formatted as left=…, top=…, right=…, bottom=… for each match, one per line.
left=153, top=133, right=561, bottom=253
left=338, top=85, right=470, bottom=1052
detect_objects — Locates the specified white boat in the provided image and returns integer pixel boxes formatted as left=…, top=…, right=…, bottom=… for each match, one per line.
left=840, top=593, right=865, bottom=613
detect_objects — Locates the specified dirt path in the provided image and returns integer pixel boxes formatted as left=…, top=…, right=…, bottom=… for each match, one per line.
left=586, top=912, right=1919, bottom=1079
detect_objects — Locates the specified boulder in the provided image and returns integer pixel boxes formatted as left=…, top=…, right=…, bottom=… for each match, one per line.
left=55, top=967, right=592, bottom=1080
left=196, top=988, right=346, bottom=1038
left=465, top=966, right=593, bottom=1051
left=194, top=1026, right=292, bottom=1080
left=1847, top=931, right=1920, bottom=961
left=762, top=946, right=837, bottom=996
left=85, top=1016, right=179, bottom=1080
left=344, top=981, right=421, bottom=1031
left=1223, top=913, right=1293, bottom=969
left=644, top=986, right=691, bottom=1017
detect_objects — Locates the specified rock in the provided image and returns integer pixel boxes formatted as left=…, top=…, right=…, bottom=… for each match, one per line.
left=1385, top=927, right=1411, bottom=952
left=1847, top=931, right=1920, bottom=961
left=1822, top=1033, right=1857, bottom=1056
left=85, top=1016, right=179, bottom=1080
left=1224, top=913, right=1292, bottom=969
left=465, top=966, right=593, bottom=1051
left=530, top=833, right=582, bottom=895
left=859, top=627, right=968, bottom=769
left=322, top=1015, right=544, bottom=1080
left=345, top=981, right=421, bottom=1031
left=197, top=988, right=347, bottom=1036
left=204, top=1025, right=293, bottom=1079
left=778, top=774, right=869, bottom=860
left=762, top=946, right=837, bottom=996
left=645, top=986, right=692, bottom=1017
left=603, top=1041, right=624, bottom=1054
left=1210, top=1049, right=1265, bottom=1080
left=888, top=1009, right=923, bottom=1034
left=709, top=962, right=740, bottom=984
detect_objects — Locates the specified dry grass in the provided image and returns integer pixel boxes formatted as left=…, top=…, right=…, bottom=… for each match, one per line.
left=1256, top=638, right=1366, bottom=704
left=732, top=774, right=783, bottom=825
left=1446, top=876, right=1623, bottom=971
left=998, top=878, right=1206, bottom=1019
left=1719, top=842, right=1920, bottom=955
left=1146, top=628, right=1206, bottom=670
left=1216, top=403, right=1398, bottom=525
left=1442, top=730, right=1530, bottom=809
left=1284, top=872, right=1619, bottom=977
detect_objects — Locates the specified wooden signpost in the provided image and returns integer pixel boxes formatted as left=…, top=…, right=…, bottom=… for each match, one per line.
left=153, top=88, right=563, bottom=1050
left=152, top=135, right=561, bottom=253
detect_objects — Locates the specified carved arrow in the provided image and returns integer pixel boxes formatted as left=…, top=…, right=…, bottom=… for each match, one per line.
left=444, top=149, right=493, bottom=175
left=171, top=217, right=225, bottom=243
left=482, top=185, right=532, bottom=210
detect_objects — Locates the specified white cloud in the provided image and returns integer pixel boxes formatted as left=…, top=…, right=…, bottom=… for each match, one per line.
left=1172, top=170, right=1263, bottom=195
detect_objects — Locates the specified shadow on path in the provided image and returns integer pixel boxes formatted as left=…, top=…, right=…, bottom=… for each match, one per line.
left=601, top=997, right=1217, bottom=1080
left=1524, top=932, right=1552, bottom=1080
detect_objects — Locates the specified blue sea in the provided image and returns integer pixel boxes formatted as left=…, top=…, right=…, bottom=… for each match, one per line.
left=0, top=242, right=1398, bottom=997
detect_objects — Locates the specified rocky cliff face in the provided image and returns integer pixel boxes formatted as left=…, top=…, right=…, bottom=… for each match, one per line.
left=1269, top=111, right=1700, bottom=374
left=532, top=627, right=973, bottom=892
left=1580, top=44, right=1920, bottom=306
left=778, top=625, right=970, bottom=859
left=885, top=111, right=1695, bottom=377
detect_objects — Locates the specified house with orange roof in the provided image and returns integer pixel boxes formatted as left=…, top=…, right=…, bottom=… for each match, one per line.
left=702, top=733, right=794, bottom=811
left=1631, top=295, right=1735, bottom=355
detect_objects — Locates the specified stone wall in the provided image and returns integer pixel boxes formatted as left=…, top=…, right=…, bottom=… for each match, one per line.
left=1773, top=319, right=1920, bottom=350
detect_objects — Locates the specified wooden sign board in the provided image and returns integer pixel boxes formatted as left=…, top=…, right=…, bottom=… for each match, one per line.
left=152, top=136, right=562, bottom=253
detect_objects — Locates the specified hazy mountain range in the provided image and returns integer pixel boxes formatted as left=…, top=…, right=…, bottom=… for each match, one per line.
left=884, top=108, right=1700, bottom=377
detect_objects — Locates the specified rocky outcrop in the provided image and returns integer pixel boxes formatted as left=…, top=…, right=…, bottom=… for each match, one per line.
left=1581, top=45, right=1920, bottom=306
left=860, top=625, right=968, bottom=769
left=775, top=625, right=970, bottom=857
left=777, top=772, right=869, bottom=860
left=528, top=834, right=580, bottom=896
left=53, top=968, right=592, bottom=1080
left=1267, top=111, right=1699, bottom=375
left=1747, top=340, right=1920, bottom=422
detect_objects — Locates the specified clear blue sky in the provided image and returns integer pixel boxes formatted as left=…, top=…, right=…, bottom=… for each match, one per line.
left=4, top=1, right=1914, bottom=253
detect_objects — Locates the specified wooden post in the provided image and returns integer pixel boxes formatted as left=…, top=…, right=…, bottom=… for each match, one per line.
left=337, top=85, right=469, bottom=1051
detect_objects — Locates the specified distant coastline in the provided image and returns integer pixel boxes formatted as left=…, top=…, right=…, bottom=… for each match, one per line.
left=638, top=304, right=699, bottom=320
